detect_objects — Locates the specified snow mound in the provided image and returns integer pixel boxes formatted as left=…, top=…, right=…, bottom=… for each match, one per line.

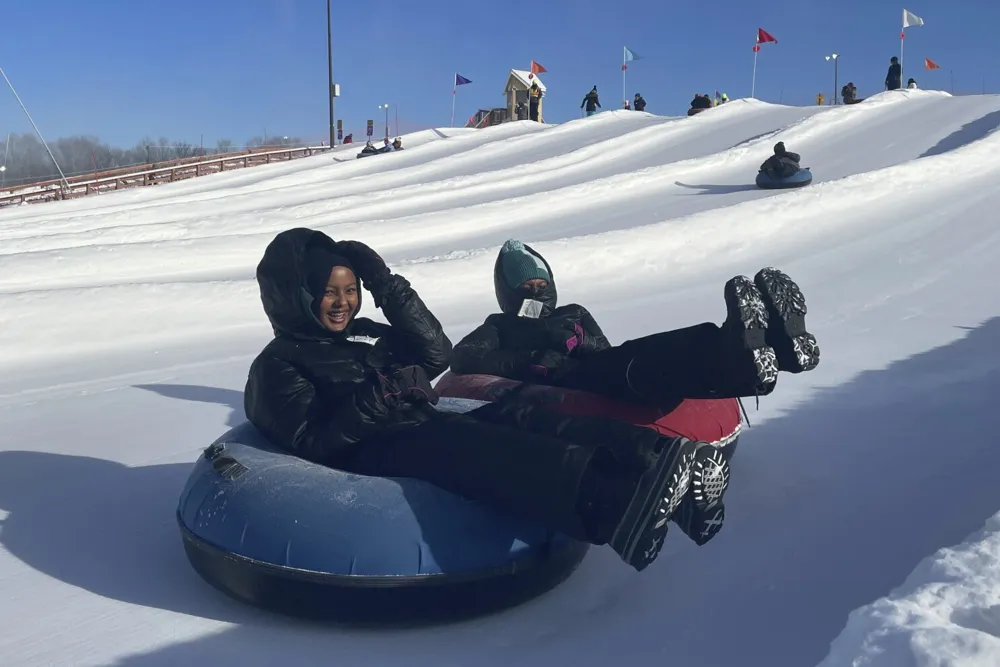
left=818, top=512, right=1000, bottom=667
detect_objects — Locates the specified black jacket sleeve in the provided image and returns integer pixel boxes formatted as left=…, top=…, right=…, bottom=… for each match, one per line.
left=451, top=316, right=537, bottom=379
left=244, top=353, right=391, bottom=467
left=373, top=273, right=452, bottom=379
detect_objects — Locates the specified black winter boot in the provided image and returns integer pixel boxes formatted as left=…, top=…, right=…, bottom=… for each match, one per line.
left=753, top=267, right=820, bottom=373
left=579, top=437, right=698, bottom=571
left=723, top=275, right=779, bottom=391
left=672, top=443, right=730, bottom=545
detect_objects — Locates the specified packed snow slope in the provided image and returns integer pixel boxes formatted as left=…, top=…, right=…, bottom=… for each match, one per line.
left=2, top=89, right=1000, bottom=667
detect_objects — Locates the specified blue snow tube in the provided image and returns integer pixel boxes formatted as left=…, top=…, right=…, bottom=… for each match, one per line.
left=755, top=168, right=813, bottom=189
left=176, top=397, right=589, bottom=625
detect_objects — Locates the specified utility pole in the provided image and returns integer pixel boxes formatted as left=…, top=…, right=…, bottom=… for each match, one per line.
left=326, top=0, right=335, bottom=148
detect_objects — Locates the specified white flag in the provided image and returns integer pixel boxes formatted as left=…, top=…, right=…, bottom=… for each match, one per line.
left=903, top=9, right=924, bottom=28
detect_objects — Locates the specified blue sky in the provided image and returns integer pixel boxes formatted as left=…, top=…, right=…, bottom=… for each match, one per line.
left=1, top=0, right=995, bottom=147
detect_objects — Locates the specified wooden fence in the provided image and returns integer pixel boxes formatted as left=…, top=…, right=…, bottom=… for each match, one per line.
left=0, top=145, right=331, bottom=208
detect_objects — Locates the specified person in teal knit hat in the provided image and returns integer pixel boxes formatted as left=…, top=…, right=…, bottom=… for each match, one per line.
left=451, top=237, right=822, bottom=548
left=498, top=239, right=550, bottom=290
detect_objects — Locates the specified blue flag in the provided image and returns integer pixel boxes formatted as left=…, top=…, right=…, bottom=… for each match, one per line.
left=624, top=46, right=641, bottom=62
left=455, top=73, right=472, bottom=86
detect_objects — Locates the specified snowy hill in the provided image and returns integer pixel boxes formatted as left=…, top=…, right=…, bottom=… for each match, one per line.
left=2, top=90, right=1000, bottom=667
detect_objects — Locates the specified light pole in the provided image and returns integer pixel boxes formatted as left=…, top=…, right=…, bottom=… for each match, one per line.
left=378, top=104, right=390, bottom=139
left=825, top=53, right=839, bottom=104
left=326, top=0, right=335, bottom=148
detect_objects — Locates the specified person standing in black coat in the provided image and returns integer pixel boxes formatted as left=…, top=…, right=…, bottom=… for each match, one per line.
left=581, top=86, right=601, bottom=116
left=885, top=56, right=902, bottom=91
left=633, top=93, right=647, bottom=112
left=451, top=239, right=820, bottom=412
left=243, top=228, right=731, bottom=572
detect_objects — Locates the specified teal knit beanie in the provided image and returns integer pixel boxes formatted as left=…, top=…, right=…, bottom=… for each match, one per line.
left=499, top=239, right=550, bottom=289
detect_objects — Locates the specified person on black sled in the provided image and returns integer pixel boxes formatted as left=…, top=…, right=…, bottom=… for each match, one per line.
left=885, top=56, right=902, bottom=91
left=759, top=141, right=802, bottom=180
left=243, top=228, right=732, bottom=573
left=450, top=238, right=820, bottom=423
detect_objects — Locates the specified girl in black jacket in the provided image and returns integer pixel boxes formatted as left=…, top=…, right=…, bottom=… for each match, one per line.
left=451, top=239, right=820, bottom=411
left=243, top=228, right=732, bottom=573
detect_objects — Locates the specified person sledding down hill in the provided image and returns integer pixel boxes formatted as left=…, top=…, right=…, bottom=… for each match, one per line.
left=759, top=141, right=803, bottom=179
left=450, top=240, right=821, bottom=545
left=688, top=93, right=714, bottom=115
left=245, top=228, right=783, bottom=574
left=581, top=86, right=601, bottom=116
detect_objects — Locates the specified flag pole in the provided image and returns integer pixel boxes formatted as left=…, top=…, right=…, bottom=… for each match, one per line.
left=751, top=42, right=759, bottom=98
left=451, top=73, right=456, bottom=127
left=622, top=46, right=627, bottom=105
left=900, top=30, right=905, bottom=85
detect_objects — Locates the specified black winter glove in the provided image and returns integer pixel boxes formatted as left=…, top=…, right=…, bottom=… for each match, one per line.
left=527, top=349, right=580, bottom=381
left=338, top=241, right=391, bottom=292
left=544, top=317, right=586, bottom=355
left=378, top=365, right=439, bottom=407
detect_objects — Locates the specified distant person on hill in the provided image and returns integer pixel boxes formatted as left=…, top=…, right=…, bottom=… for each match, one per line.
left=690, top=94, right=713, bottom=110
left=907, top=78, right=919, bottom=89
left=622, top=99, right=631, bottom=110
left=841, top=82, right=857, bottom=104
left=581, top=86, right=601, bottom=116
left=633, top=93, right=646, bottom=111
left=515, top=100, right=528, bottom=121
left=759, top=141, right=802, bottom=179
left=885, top=56, right=902, bottom=90
left=529, top=82, right=542, bottom=122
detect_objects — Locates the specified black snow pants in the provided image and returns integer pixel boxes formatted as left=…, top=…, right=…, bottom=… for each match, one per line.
left=529, top=99, right=540, bottom=122
left=346, top=399, right=666, bottom=544
left=554, top=323, right=771, bottom=410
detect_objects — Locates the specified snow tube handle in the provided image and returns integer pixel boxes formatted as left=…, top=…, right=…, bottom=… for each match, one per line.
left=203, top=442, right=250, bottom=481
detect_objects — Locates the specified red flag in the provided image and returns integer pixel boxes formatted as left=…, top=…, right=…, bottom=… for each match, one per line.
left=530, top=60, right=547, bottom=74
left=925, top=57, right=940, bottom=70
left=757, top=28, right=777, bottom=44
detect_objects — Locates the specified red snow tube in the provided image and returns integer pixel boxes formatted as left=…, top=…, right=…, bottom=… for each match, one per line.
left=434, top=372, right=742, bottom=459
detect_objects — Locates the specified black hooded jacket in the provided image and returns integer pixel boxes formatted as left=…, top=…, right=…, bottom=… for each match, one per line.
left=886, top=61, right=902, bottom=89
left=243, top=228, right=452, bottom=467
left=451, top=243, right=610, bottom=380
left=581, top=88, right=601, bottom=112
